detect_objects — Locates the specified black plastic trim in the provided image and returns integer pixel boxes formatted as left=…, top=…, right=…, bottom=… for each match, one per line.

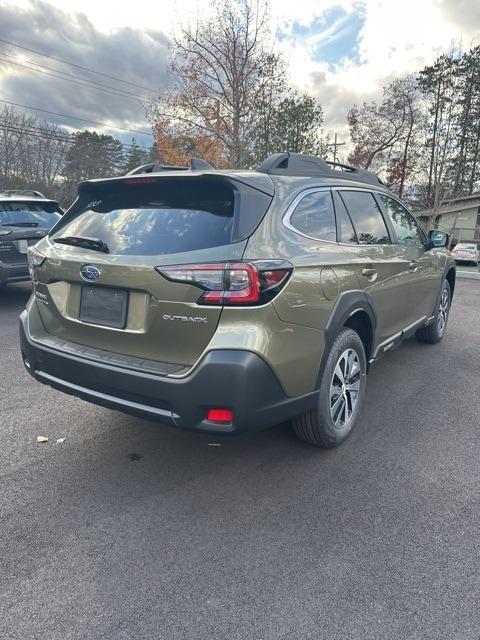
left=19, top=312, right=317, bottom=434
left=317, top=290, right=377, bottom=384
left=256, top=153, right=385, bottom=187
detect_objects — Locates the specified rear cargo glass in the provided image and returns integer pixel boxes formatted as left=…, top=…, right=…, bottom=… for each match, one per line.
left=54, top=177, right=272, bottom=256
left=0, top=201, right=62, bottom=227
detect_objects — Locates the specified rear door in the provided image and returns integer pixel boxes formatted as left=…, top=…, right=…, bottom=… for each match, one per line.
left=35, top=174, right=272, bottom=367
left=334, top=189, right=413, bottom=344
left=376, top=193, right=439, bottom=324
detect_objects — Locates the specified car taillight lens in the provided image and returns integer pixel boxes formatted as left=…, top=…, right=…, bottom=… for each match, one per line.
left=27, top=247, right=46, bottom=279
left=156, top=261, right=292, bottom=306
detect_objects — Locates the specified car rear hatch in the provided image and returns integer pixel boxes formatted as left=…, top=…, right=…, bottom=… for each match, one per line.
left=34, top=173, right=273, bottom=369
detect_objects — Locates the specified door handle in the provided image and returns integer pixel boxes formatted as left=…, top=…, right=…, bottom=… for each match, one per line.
left=409, top=261, right=418, bottom=271
left=361, top=267, right=377, bottom=278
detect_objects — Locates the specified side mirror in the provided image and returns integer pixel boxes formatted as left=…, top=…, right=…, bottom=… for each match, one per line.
left=428, top=229, right=448, bottom=248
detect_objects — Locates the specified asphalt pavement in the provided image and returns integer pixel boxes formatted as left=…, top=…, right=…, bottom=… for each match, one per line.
left=1, top=280, right=479, bottom=640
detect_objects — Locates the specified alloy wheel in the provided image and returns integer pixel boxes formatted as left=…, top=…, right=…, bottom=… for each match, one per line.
left=437, top=287, right=450, bottom=336
left=329, top=348, right=362, bottom=429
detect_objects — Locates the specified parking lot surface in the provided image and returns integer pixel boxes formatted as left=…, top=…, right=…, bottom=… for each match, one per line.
left=1, top=280, right=480, bottom=640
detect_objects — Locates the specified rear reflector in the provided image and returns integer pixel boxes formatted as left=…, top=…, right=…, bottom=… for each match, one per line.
left=206, top=409, right=234, bottom=423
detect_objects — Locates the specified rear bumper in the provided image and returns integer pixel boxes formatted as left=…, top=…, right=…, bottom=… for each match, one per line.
left=0, top=259, right=30, bottom=284
left=19, top=311, right=317, bottom=433
left=454, top=257, right=478, bottom=264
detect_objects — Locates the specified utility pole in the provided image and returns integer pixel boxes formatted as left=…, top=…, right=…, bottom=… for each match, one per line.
left=327, top=133, right=346, bottom=164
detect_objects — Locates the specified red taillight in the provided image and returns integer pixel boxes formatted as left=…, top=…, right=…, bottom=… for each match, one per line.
left=206, top=408, right=234, bottom=423
left=156, top=261, right=292, bottom=306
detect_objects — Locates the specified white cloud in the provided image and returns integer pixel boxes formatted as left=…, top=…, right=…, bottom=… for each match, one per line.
left=274, top=0, right=479, bottom=159
left=2, top=0, right=479, bottom=161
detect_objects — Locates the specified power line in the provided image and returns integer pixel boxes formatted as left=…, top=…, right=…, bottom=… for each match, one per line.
left=0, top=98, right=153, bottom=137
left=0, top=55, right=151, bottom=103
left=0, top=38, right=160, bottom=95
left=0, top=49, right=144, bottom=100
left=0, top=123, right=152, bottom=151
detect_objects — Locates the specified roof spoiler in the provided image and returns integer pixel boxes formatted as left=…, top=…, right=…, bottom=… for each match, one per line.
left=256, top=153, right=386, bottom=188
left=0, top=189, right=47, bottom=198
left=125, top=157, right=215, bottom=176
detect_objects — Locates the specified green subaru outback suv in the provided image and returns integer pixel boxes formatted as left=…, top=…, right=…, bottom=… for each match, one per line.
left=20, top=153, right=455, bottom=447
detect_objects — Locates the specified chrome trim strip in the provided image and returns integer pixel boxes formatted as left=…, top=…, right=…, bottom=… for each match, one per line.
left=370, top=315, right=427, bottom=361
left=35, top=371, right=175, bottom=421
left=402, top=316, right=428, bottom=334
left=371, top=331, right=402, bottom=361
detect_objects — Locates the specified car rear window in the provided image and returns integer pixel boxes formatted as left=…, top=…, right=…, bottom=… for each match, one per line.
left=0, top=201, right=62, bottom=227
left=55, top=177, right=272, bottom=256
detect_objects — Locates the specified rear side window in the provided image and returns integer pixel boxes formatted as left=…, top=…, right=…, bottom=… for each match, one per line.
left=339, top=191, right=390, bottom=245
left=55, top=177, right=271, bottom=256
left=379, top=195, right=424, bottom=245
left=289, top=191, right=336, bottom=242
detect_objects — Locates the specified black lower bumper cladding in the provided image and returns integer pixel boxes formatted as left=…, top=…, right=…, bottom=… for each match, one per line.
left=19, top=311, right=316, bottom=434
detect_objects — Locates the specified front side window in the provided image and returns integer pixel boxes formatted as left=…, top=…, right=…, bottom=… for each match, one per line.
left=289, top=191, right=337, bottom=242
left=339, top=191, right=390, bottom=245
left=379, top=195, right=424, bottom=245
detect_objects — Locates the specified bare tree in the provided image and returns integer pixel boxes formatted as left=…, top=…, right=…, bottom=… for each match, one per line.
left=148, top=0, right=285, bottom=167
left=0, top=106, right=70, bottom=193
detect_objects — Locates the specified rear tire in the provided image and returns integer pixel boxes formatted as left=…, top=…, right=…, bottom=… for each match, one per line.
left=415, top=279, right=451, bottom=344
left=293, top=328, right=367, bottom=448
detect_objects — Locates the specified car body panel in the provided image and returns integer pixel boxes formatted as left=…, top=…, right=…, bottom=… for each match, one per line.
left=33, top=238, right=248, bottom=366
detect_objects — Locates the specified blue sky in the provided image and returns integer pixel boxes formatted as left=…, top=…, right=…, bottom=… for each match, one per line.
left=287, top=6, right=365, bottom=66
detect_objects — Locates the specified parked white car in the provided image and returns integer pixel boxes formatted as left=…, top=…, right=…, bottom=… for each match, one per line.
left=451, top=243, right=480, bottom=265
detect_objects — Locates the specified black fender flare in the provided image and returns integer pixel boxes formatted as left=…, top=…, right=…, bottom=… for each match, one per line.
left=316, top=290, right=377, bottom=387
left=430, top=259, right=456, bottom=319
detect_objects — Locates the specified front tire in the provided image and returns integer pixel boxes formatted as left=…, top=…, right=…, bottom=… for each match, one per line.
left=293, top=328, right=367, bottom=448
left=415, top=279, right=451, bottom=344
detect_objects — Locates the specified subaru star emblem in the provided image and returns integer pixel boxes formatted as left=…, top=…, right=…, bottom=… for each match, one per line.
left=80, top=265, right=101, bottom=281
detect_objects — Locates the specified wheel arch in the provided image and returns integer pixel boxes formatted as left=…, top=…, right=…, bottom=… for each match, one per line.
left=318, top=290, right=376, bottom=384
left=446, top=266, right=456, bottom=300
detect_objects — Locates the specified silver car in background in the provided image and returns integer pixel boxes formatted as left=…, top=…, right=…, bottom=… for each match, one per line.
left=451, top=243, right=480, bottom=265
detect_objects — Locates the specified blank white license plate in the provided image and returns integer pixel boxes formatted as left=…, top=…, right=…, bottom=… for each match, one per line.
left=17, top=239, right=28, bottom=254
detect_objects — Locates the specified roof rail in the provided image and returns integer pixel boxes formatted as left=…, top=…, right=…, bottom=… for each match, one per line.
left=256, top=153, right=386, bottom=188
left=0, top=189, right=47, bottom=198
left=125, top=157, right=215, bottom=176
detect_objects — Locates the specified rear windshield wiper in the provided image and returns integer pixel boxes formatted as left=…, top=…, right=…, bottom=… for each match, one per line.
left=53, top=236, right=110, bottom=253
left=2, top=222, right=39, bottom=227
